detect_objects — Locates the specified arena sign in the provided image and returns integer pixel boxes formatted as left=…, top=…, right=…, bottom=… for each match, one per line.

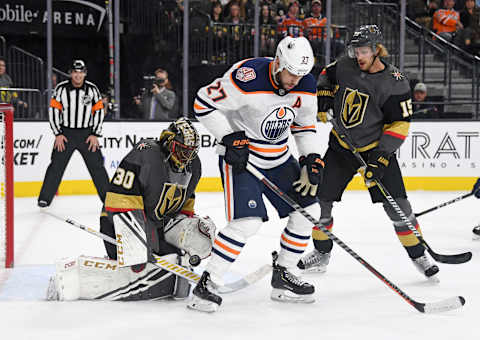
left=11, top=121, right=480, bottom=197
left=0, top=0, right=106, bottom=36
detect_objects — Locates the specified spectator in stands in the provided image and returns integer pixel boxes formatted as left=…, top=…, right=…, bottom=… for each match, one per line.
left=433, top=0, right=463, bottom=41
left=459, top=0, right=480, bottom=54
left=225, top=2, right=245, bottom=61
left=408, top=0, right=439, bottom=28
left=240, top=0, right=255, bottom=23
left=412, top=82, right=439, bottom=118
left=278, top=1, right=304, bottom=37
left=133, top=68, right=178, bottom=121
left=0, top=57, right=28, bottom=113
left=260, top=3, right=277, bottom=55
left=208, top=1, right=227, bottom=64
left=210, top=0, right=225, bottom=22
left=303, top=0, right=326, bottom=56
left=52, top=73, right=58, bottom=88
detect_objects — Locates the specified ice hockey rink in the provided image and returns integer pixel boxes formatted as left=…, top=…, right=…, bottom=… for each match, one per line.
left=1, top=190, right=479, bottom=340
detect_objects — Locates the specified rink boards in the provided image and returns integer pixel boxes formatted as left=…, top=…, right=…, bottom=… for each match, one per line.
left=13, top=121, right=480, bottom=197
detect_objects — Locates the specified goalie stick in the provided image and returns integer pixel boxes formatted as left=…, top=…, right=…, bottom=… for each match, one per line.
left=328, top=115, right=472, bottom=265
left=415, top=190, right=478, bottom=218
left=245, top=163, right=465, bottom=313
left=43, top=211, right=271, bottom=294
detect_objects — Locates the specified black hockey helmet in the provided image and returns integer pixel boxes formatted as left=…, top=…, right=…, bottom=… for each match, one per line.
left=347, top=25, right=384, bottom=58
left=160, top=117, right=200, bottom=172
left=69, top=59, right=87, bottom=73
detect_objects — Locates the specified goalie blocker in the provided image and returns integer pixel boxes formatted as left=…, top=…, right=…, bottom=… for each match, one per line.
left=47, top=211, right=215, bottom=301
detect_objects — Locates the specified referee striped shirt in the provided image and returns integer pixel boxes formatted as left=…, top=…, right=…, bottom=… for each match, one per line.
left=49, top=80, right=105, bottom=136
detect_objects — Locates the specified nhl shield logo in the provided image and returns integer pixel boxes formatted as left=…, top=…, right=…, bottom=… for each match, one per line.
left=82, top=94, right=93, bottom=105
left=261, top=106, right=295, bottom=140
left=340, top=87, right=369, bottom=129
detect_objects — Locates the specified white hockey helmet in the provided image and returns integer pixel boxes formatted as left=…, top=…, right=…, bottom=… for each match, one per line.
left=275, top=36, right=314, bottom=77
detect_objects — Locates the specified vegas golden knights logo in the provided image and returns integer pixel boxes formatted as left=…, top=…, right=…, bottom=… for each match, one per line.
left=155, top=183, right=187, bottom=219
left=340, top=88, right=369, bottom=128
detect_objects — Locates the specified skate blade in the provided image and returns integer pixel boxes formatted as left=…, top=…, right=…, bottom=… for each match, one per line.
left=46, top=276, right=59, bottom=301
left=187, top=298, right=219, bottom=313
left=300, top=266, right=327, bottom=274
left=270, top=288, right=315, bottom=304
left=426, top=275, right=440, bottom=284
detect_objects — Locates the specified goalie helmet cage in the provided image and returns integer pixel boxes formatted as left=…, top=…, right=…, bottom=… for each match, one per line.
left=0, top=104, right=14, bottom=268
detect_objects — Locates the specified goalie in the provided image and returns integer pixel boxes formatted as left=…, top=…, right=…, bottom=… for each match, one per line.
left=47, top=118, right=216, bottom=301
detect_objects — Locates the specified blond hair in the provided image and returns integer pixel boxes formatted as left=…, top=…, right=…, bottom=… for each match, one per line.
left=376, top=44, right=389, bottom=57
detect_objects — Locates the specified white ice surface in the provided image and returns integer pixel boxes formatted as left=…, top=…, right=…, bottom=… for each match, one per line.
left=1, top=191, right=479, bottom=340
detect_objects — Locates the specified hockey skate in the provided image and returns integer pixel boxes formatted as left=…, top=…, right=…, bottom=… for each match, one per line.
left=187, top=271, right=222, bottom=313
left=297, top=249, right=331, bottom=273
left=472, top=225, right=480, bottom=240
left=411, top=254, right=440, bottom=283
left=271, top=251, right=315, bottom=303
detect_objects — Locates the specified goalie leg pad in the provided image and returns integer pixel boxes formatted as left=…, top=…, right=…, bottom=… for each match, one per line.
left=47, top=254, right=184, bottom=301
left=164, top=215, right=216, bottom=260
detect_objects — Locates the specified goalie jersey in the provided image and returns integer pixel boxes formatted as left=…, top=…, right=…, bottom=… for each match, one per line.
left=102, top=138, right=201, bottom=256
left=318, top=56, right=412, bottom=154
left=194, top=57, right=319, bottom=169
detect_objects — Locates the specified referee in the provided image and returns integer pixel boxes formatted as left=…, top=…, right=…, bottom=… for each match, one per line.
left=38, top=60, right=109, bottom=207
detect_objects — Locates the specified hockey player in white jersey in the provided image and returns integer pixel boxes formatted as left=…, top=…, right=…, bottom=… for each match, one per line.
left=190, top=36, right=324, bottom=312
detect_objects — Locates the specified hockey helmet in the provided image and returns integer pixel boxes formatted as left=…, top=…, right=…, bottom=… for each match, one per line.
left=347, top=25, right=384, bottom=58
left=161, top=117, right=200, bottom=172
left=275, top=36, right=314, bottom=77
left=69, top=59, right=87, bottom=73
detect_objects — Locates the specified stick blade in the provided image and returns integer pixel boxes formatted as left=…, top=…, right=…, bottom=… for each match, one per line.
left=414, top=296, right=465, bottom=314
left=218, top=264, right=272, bottom=294
left=430, top=251, right=472, bottom=264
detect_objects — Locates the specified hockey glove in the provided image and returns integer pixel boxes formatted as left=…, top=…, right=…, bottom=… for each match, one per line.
left=364, top=150, right=390, bottom=183
left=222, top=131, right=250, bottom=174
left=293, top=153, right=324, bottom=196
left=317, top=88, right=334, bottom=123
left=473, top=178, right=480, bottom=198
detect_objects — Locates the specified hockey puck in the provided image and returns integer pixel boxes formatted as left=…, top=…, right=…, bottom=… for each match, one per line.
left=189, top=255, right=201, bottom=267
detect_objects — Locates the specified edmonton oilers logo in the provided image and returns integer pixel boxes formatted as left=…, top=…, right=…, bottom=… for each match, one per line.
left=261, top=107, right=295, bottom=140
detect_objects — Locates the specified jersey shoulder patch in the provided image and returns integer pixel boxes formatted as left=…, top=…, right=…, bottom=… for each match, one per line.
left=391, top=68, right=406, bottom=81
left=231, top=58, right=274, bottom=93
left=235, top=66, right=257, bottom=82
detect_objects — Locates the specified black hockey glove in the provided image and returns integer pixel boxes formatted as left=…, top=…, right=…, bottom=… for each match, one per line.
left=221, top=131, right=250, bottom=174
left=317, top=88, right=334, bottom=123
left=473, top=178, right=480, bottom=198
left=364, top=150, right=390, bottom=183
left=293, top=153, right=324, bottom=196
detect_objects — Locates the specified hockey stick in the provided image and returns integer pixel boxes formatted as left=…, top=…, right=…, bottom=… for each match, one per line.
left=245, top=163, right=465, bottom=313
left=415, top=191, right=477, bottom=218
left=328, top=117, right=472, bottom=265
left=43, top=211, right=271, bottom=294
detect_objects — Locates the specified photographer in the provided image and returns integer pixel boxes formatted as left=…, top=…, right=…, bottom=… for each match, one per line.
left=133, top=68, right=178, bottom=120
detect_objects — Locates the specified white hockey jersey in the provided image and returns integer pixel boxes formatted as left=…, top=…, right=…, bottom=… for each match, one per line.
left=194, top=57, right=319, bottom=169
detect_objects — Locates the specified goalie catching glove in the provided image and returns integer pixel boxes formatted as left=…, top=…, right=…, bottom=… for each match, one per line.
left=364, top=149, right=390, bottom=182
left=293, top=153, right=324, bottom=196
left=164, top=214, right=216, bottom=261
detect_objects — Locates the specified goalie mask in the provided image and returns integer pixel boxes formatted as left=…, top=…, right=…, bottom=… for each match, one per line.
left=346, top=25, right=384, bottom=59
left=160, top=117, right=200, bottom=172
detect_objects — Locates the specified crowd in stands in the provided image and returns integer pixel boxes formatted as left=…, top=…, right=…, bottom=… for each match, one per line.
left=160, top=0, right=344, bottom=62
left=409, top=0, right=480, bottom=55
